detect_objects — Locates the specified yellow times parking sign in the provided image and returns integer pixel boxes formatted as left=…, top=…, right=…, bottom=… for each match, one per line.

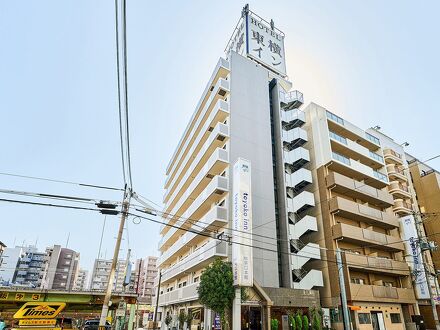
left=14, top=302, right=66, bottom=319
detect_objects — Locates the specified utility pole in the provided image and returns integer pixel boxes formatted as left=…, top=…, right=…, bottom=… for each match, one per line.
left=336, top=248, right=350, bottom=330
left=99, top=188, right=131, bottom=329
left=153, top=271, right=162, bottom=330
left=414, top=211, right=440, bottom=330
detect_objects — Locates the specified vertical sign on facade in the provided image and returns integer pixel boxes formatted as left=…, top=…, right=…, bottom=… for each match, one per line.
left=400, top=215, right=430, bottom=299
left=226, top=7, right=287, bottom=77
left=232, top=158, right=253, bottom=287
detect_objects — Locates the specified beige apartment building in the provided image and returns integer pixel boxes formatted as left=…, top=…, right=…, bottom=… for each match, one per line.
left=304, top=104, right=418, bottom=330
left=365, top=130, right=440, bottom=329
left=406, top=154, right=440, bottom=271
left=136, top=256, right=158, bottom=304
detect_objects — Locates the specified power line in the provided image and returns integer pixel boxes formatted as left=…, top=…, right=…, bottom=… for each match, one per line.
left=128, top=211, right=432, bottom=278
left=0, top=171, right=123, bottom=191
left=1, top=184, right=438, bottom=260
left=0, top=188, right=118, bottom=206
left=0, top=198, right=103, bottom=213
left=0, top=195, right=434, bottom=278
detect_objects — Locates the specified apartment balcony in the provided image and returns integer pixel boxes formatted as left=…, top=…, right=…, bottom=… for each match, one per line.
left=289, top=215, right=317, bottom=240
left=164, top=147, right=229, bottom=214
left=326, top=172, right=393, bottom=209
left=287, top=191, right=315, bottom=214
left=328, top=152, right=388, bottom=189
left=284, top=147, right=310, bottom=173
left=329, top=131, right=384, bottom=169
left=386, top=164, right=407, bottom=182
left=330, top=197, right=399, bottom=229
left=344, top=253, right=410, bottom=276
left=383, top=149, right=404, bottom=165
left=279, top=90, right=304, bottom=110
left=290, top=242, right=321, bottom=269
left=166, top=68, right=230, bottom=180
left=326, top=110, right=380, bottom=151
left=158, top=282, right=199, bottom=307
left=281, top=109, right=305, bottom=130
left=393, top=199, right=413, bottom=216
left=161, top=240, right=228, bottom=284
left=157, top=206, right=228, bottom=266
left=348, top=283, right=416, bottom=304
left=332, top=223, right=404, bottom=251
left=164, top=112, right=230, bottom=204
left=292, top=270, right=323, bottom=290
left=159, top=176, right=228, bottom=248
left=286, top=169, right=312, bottom=196
left=388, top=181, right=412, bottom=199
left=282, top=127, right=308, bottom=151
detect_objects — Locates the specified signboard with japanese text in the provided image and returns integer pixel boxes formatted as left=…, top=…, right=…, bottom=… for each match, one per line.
left=14, top=302, right=66, bottom=319
left=400, top=215, right=430, bottom=299
left=19, top=319, right=57, bottom=326
left=226, top=8, right=287, bottom=76
left=232, top=158, right=253, bottom=287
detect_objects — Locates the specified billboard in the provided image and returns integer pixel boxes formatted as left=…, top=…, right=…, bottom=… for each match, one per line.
left=226, top=7, right=287, bottom=77
left=232, top=158, right=253, bottom=287
left=13, top=302, right=66, bottom=319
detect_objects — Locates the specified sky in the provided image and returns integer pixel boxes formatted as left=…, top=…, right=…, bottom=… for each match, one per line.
left=1, top=1, right=439, bottom=274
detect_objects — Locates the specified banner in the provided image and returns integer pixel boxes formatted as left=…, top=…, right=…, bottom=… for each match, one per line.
left=400, top=215, right=430, bottom=299
left=232, top=158, right=253, bottom=286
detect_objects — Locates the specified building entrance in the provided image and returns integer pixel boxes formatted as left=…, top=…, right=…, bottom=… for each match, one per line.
left=241, top=306, right=262, bottom=330
left=371, top=312, right=386, bottom=330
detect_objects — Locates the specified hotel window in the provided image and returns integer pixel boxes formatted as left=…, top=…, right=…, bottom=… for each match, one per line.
left=390, top=313, right=401, bottom=323
left=358, top=313, right=371, bottom=324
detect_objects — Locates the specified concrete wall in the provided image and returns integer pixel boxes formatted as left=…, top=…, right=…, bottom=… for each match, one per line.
left=229, top=52, right=279, bottom=288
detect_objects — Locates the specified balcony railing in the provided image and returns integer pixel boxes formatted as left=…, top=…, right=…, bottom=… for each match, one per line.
left=344, top=253, right=410, bottom=276
left=280, top=90, right=304, bottom=110
left=329, top=197, right=399, bottom=229
left=326, top=110, right=344, bottom=125
left=348, top=283, right=415, bottom=303
left=329, top=131, right=347, bottom=145
left=332, top=223, right=404, bottom=251
left=157, top=206, right=228, bottom=266
left=160, top=240, right=227, bottom=283
left=369, top=151, right=384, bottom=163
left=326, top=172, right=394, bottom=208
left=332, top=151, right=350, bottom=165
left=373, top=170, right=388, bottom=183
left=158, top=282, right=199, bottom=306
left=365, top=132, right=380, bottom=146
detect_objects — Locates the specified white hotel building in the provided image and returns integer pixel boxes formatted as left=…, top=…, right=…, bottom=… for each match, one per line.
left=156, top=6, right=322, bottom=330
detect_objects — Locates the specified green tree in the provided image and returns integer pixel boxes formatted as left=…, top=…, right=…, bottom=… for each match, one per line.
left=309, top=307, right=322, bottom=330
left=295, top=311, right=303, bottom=330
left=289, top=314, right=296, bottom=330
left=271, top=318, right=279, bottom=330
left=178, top=311, right=187, bottom=330
left=197, top=259, right=235, bottom=329
left=303, top=315, right=309, bottom=330
left=164, top=314, right=173, bottom=330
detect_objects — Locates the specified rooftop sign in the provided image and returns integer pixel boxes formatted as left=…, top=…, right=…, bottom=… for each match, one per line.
left=226, top=5, right=287, bottom=77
